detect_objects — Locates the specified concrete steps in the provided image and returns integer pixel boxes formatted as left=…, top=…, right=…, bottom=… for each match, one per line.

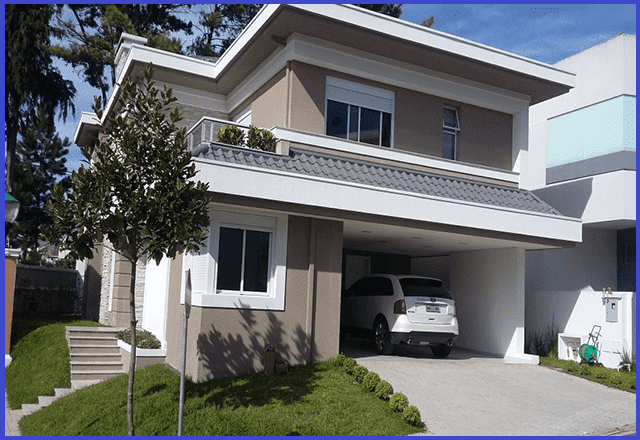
left=65, top=326, right=126, bottom=384
left=16, top=327, right=126, bottom=418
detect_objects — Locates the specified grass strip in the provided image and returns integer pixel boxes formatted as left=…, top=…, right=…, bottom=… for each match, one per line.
left=20, top=361, right=424, bottom=436
left=540, top=356, right=635, bottom=393
left=5, top=319, right=102, bottom=408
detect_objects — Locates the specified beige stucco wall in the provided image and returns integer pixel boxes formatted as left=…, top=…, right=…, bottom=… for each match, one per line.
left=164, top=214, right=343, bottom=383
left=277, top=61, right=514, bottom=170
left=248, top=68, right=289, bottom=130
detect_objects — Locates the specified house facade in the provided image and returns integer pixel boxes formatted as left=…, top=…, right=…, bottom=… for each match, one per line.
left=525, top=34, right=636, bottom=364
left=76, top=5, right=581, bottom=382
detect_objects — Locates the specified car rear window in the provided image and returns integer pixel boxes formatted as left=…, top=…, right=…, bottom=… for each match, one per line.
left=399, top=278, right=453, bottom=299
left=347, top=276, right=394, bottom=296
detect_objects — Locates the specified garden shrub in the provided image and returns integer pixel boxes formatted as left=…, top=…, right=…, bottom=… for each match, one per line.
left=362, top=371, right=381, bottom=391
left=343, top=357, right=357, bottom=375
left=217, top=125, right=245, bottom=146
left=609, top=372, right=622, bottom=385
left=117, top=329, right=161, bottom=349
left=389, top=393, right=409, bottom=412
left=403, top=405, right=422, bottom=427
left=579, top=364, right=591, bottom=376
left=246, top=125, right=277, bottom=152
left=353, top=365, right=369, bottom=383
left=374, top=380, right=393, bottom=400
left=332, top=353, right=347, bottom=367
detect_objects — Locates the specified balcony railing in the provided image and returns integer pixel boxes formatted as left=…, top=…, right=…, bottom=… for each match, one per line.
left=187, top=117, right=250, bottom=150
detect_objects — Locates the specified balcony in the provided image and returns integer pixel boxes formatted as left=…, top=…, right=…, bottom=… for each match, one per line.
left=187, top=117, right=250, bottom=151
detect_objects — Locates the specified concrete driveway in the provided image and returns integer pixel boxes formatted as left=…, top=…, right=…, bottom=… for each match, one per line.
left=341, top=336, right=636, bottom=436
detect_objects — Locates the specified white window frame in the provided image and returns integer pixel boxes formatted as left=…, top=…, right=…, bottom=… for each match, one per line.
left=442, top=106, right=460, bottom=160
left=325, top=76, right=395, bottom=148
left=181, top=206, right=288, bottom=310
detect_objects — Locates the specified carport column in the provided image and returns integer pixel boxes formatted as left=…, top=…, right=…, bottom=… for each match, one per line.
left=450, top=247, right=532, bottom=362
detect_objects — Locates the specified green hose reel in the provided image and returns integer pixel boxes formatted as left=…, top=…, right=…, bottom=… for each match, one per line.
left=579, top=325, right=601, bottom=364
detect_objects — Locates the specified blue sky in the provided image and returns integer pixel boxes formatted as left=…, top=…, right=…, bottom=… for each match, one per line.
left=50, top=4, right=636, bottom=173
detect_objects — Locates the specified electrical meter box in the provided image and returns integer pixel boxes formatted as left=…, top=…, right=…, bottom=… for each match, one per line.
left=605, top=297, right=619, bottom=323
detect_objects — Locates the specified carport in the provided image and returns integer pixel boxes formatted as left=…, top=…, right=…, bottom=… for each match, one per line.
left=340, top=211, right=579, bottom=363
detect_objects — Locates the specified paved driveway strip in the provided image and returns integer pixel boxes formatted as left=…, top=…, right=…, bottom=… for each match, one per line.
left=344, top=341, right=636, bottom=436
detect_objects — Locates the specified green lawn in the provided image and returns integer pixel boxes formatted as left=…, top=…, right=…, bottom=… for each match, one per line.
left=20, top=361, right=424, bottom=436
left=5, top=318, right=102, bottom=408
left=540, top=356, right=636, bottom=393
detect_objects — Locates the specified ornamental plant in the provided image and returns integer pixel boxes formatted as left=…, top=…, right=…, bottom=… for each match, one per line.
left=374, top=380, right=393, bottom=400
left=353, top=365, right=369, bottom=383
left=389, top=392, right=409, bottom=412
left=343, top=357, right=357, bottom=375
left=403, top=405, right=422, bottom=427
left=117, top=329, right=161, bottom=349
left=216, top=125, right=245, bottom=146
left=246, top=125, right=276, bottom=152
left=362, top=371, right=381, bottom=391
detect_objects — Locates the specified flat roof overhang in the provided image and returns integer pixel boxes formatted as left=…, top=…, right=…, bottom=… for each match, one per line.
left=193, top=157, right=582, bottom=255
left=114, top=4, right=575, bottom=105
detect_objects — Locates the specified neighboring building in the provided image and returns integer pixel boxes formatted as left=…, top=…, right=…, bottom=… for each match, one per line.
left=75, top=4, right=581, bottom=382
left=526, top=35, right=636, bottom=364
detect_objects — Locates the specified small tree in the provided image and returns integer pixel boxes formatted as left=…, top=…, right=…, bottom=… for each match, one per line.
left=46, top=64, right=210, bottom=436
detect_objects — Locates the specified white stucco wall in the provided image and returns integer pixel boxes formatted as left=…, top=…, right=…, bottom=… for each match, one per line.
left=525, top=34, right=636, bottom=190
left=450, top=247, right=533, bottom=362
left=141, top=255, right=170, bottom=349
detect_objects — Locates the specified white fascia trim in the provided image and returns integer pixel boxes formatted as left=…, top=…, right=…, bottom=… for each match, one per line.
left=74, top=112, right=100, bottom=145
left=287, top=4, right=575, bottom=88
left=193, top=158, right=582, bottom=243
left=272, top=127, right=519, bottom=184
left=212, top=4, right=282, bottom=77
left=103, top=44, right=218, bottom=123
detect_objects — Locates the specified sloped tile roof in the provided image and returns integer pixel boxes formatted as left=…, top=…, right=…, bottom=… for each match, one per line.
left=193, top=142, right=564, bottom=216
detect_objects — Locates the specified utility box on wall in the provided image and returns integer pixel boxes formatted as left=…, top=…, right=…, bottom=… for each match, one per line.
left=604, top=297, right=619, bottom=323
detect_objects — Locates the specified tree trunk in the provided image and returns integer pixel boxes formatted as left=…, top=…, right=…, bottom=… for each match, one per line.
left=127, top=260, right=138, bottom=436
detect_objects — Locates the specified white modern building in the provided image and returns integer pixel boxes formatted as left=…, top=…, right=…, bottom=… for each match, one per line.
left=525, top=34, right=636, bottom=367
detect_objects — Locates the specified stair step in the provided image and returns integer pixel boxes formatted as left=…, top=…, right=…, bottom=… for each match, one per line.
left=69, top=345, right=121, bottom=354
left=70, top=361, right=124, bottom=371
left=38, top=395, right=57, bottom=407
left=71, top=370, right=124, bottom=381
left=70, top=353, right=122, bottom=362
left=71, top=380, right=102, bottom=391
left=68, top=336, right=118, bottom=346
left=54, top=388, right=73, bottom=398
left=22, top=403, right=41, bottom=417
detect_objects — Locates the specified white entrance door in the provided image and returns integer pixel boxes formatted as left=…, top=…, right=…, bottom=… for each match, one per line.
left=141, top=255, right=170, bottom=348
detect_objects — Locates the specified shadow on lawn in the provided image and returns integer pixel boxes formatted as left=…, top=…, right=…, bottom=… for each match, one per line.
left=193, top=303, right=320, bottom=409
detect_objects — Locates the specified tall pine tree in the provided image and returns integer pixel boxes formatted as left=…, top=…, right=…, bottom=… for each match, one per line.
left=5, top=4, right=75, bottom=194
left=7, top=107, right=72, bottom=264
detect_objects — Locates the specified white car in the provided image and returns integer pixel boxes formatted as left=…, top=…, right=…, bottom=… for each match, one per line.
left=340, top=274, right=459, bottom=357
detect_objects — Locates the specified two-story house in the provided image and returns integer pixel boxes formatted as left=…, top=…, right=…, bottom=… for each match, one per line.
left=525, top=34, right=636, bottom=366
left=75, top=4, right=581, bottom=382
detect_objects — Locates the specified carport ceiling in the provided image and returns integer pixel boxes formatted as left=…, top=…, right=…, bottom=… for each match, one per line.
left=342, top=220, right=554, bottom=257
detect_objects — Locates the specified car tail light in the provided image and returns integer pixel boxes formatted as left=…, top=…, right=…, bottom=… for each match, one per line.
left=394, top=299, right=406, bottom=314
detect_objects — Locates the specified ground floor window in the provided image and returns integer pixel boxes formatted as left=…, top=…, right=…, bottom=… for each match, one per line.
left=182, top=206, right=288, bottom=310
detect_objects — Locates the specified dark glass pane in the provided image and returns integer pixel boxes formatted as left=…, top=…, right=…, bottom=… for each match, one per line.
left=442, top=131, right=455, bottom=160
left=217, top=228, right=243, bottom=290
left=399, top=278, right=453, bottom=299
left=360, top=107, right=380, bottom=145
left=243, top=230, right=270, bottom=292
left=349, top=105, right=359, bottom=141
left=326, top=100, right=348, bottom=139
left=381, top=112, right=391, bottom=147
left=443, top=108, right=459, bottom=129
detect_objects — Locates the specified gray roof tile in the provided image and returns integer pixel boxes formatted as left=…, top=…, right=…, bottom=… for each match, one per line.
left=194, top=142, right=564, bottom=216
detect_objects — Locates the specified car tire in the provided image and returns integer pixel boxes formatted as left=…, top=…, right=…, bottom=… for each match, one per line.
left=374, top=319, right=393, bottom=355
left=430, top=343, right=452, bottom=358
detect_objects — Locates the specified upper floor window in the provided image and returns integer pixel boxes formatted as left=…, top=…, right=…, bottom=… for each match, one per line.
left=442, top=107, right=460, bottom=160
left=325, top=76, right=394, bottom=148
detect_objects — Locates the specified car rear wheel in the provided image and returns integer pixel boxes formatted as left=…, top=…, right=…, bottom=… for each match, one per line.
left=374, top=319, right=393, bottom=355
left=430, top=343, right=452, bottom=358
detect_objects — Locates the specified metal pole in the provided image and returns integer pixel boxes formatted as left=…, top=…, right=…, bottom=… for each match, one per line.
left=178, top=270, right=192, bottom=436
